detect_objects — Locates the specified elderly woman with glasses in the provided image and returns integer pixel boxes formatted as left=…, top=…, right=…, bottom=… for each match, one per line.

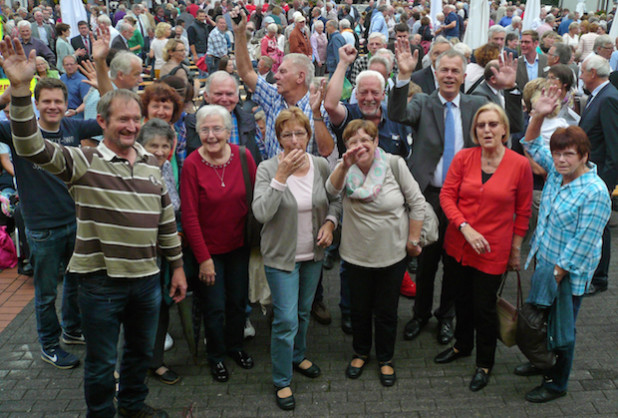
left=181, top=104, right=257, bottom=384
left=252, top=107, right=341, bottom=411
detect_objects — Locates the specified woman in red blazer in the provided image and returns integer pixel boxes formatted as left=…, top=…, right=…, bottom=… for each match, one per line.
left=434, top=103, right=533, bottom=392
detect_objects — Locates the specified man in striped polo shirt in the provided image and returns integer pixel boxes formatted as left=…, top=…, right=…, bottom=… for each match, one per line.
left=2, top=38, right=187, bottom=418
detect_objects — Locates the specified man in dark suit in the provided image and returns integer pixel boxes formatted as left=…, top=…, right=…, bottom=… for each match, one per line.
left=410, top=36, right=451, bottom=94
left=389, top=41, right=488, bottom=345
left=579, top=54, right=618, bottom=295
left=71, top=21, right=92, bottom=65
left=516, top=30, right=548, bottom=91
left=471, top=58, right=523, bottom=133
left=110, top=21, right=134, bottom=51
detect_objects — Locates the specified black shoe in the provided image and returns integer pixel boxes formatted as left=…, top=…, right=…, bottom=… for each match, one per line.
left=323, top=253, right=335, bottom=270
left=311, top=300, right=332, bottom=325
left=228, top=350, right=254, bottom=369
left=293, top=358, right=321, bottom=378
left=345, top=354, right=368, bottom=379
left=341, top=314, right=352, bottom=335
left=378, top=361, right=396, bottom=387
left=274, top=386, right=295, bottom=410
left=118, top=404, right=169, bottom=417
left=434, top=347, right=471, bottom=364
left=514, top=362, right=544, bottom=376
left=585, top=283, right=608, bottom=296
left=403, top=318, right=427, bottom=341
left=437, top=319, right=454, bottom=345
left=149, top=366, right=180, bottom=385
left=209, top=361, right=229, bottom=383
left=525, top=385, right=567, bottom=403
left=469, top=368, right=490, bottom=392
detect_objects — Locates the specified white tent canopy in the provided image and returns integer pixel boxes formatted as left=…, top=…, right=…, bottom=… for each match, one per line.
left=60, top=0, right=88, bottom=39
left=522, top=0, right=541, bottom=31
left=462, top=0, right=489, bottom=50
left=430, top=0, right=441, bottom=30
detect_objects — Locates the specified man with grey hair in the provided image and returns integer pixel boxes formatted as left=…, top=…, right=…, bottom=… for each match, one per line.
left=185, top=71, right=262, bottom=164
left=547, top=42, right=572, bottom=67
left=411, top=36, right=451, bottom=94
left=506, top=16, right=522, bottom=39
left=577, top=54, right=618, bottom=296
left=18, top=20, right=55, bottom=66
left=390, top=41, right=488, bottom=345
left=233, top=11, right=335, bottom=158
left=326, top=19, right=346, bottom=73
left=593, top=35, right=614, bottom=61
left=111, top=21, right=134, bottom=50
left=349, top=32, right=400, bottom=85
left=339, top=19, right=355, bottom=46
left=97, top=15, right=121, bottom=48
left=30, top=10, right=53, bottom=48
left=369, top=5, right=389, bottom=39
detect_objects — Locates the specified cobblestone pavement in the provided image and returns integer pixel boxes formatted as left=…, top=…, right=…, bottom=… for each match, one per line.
left=1, top=229, right=617, bottom=417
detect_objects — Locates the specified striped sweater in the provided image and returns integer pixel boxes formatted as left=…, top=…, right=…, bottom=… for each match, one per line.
left=11, top=95, right=183, bottom=278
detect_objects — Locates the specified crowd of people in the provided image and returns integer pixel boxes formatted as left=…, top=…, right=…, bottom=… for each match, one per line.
left=0, top=0, right=615, bottom=416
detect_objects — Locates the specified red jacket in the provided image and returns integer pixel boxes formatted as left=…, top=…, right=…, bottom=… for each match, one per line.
left=440, top=147, right=533, bottom=274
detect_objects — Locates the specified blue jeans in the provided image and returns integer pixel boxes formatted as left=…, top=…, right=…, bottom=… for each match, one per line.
left=543, top=295, right=583, bottom=393
left=78, top=273, right=161, bottom=417
left=265, top=260, right=322, bottom=387
left=27, top=222, right=80, bottom=350
left=206, top=55, right=221, bottom=76
left=193, top=246, right=249, bottom=362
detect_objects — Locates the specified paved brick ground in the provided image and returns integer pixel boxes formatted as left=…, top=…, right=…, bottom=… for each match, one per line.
left=1, top=229, right=617, bottom=417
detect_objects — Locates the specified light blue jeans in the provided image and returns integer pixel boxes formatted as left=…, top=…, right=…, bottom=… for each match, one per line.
left=265, top=260, right=322, bottom=387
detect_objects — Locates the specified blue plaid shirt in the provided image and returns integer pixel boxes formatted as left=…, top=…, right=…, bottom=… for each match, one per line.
left=229, top=113, right=239, bottom=145
left=207, top=28, right=228, bottom=58
left=253, top=76, right=334, bottom=158
left=522, top=136, right=611, bottom=295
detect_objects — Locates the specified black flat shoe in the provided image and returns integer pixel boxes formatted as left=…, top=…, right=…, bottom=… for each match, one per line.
left=525, top=385, right=567, bottom=403
left=403, top=318, right=427, bottom=341
left=378, top=361, right=396, bottom=387
left=209, top=361, right=229, bottom=383
left=274, top=386, right=295, bottom=410
left=149, top=365, right=180, bottom=385
left=437, top=319, right=454, bottom=345
left=514, top=362, right=544, bottom=376
left=469, top=368, right=490, bottom=392
left=345, top=354, right=368, bottom=379
left=293, top=358, right=321, bottom=378
left=434, top=347, right=471, bottom=364
left=228, top=350, right=254, bottom=369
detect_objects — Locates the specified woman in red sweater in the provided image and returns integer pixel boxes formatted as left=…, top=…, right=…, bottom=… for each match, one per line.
left=181, top=105, right=257, bottom=383
left=434, top=104, right=533, bottom=391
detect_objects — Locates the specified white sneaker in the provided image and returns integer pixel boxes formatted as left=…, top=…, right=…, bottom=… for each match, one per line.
left=164, top=333, right=174, bottom=351
left=244, top=319, right=256, bottom=339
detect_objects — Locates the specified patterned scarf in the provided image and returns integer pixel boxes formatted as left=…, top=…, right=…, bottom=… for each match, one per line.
left=345, top=148, right=388, bottom=202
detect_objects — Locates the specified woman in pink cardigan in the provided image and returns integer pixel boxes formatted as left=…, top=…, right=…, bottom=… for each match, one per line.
left=434, top=104, right=533, bottom=392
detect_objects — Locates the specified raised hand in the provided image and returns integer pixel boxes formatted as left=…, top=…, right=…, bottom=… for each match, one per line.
left=231, top=9, right=247, bottom=33
left=341, top=145, right=365, bottom=169
left=310, top=78, right=327, bottom=113
left=394, top=37, right=418, bottom=79
left=91, top=26, right=110, bottom=62
left=79, top=60, right=98, bottom=89
left=532, top=85, right=561, bottom=117
left=490, top=51, right=516, bottom=89
left=338, top=44, right=357, bottom=66
left=0, top=36, right=36, bottom=95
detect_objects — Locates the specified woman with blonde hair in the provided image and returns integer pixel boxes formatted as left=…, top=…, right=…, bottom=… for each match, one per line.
left=150, top=22, right=172, bottom=78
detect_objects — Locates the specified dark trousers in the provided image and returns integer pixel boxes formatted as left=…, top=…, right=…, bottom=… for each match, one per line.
left=150, top=299, right=170, bottom=368
left=444, top=255, right=502, bottom=369
left=78, top=273, right=160, bottom=417
left=347, top=258, right=407, bottom=362
left=193, top=246, right=249, bottom=363
left=413, top=186, right=456, bottom=322
left=544, top=295, right=583, bottom=392
left=592, top=222, right=610, bottom=288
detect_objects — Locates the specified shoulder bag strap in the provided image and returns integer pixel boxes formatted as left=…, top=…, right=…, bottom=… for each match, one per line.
left=238, top=146, right=253, bottom=208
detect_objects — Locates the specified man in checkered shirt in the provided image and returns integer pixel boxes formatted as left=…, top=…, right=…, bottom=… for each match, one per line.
left=207, top=16, right=229, bottom=75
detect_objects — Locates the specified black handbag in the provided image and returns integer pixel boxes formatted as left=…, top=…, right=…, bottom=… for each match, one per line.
left=516, top=302, right=555, bottom=370
left=239, top=146, right=262, bottom=248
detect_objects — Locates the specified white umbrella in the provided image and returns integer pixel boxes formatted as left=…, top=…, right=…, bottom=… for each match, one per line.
left=60, top=0, right=88, bottom=39
left=522, top=0, right=541, bottom=31
left=462, top=0, right=489, bottom=50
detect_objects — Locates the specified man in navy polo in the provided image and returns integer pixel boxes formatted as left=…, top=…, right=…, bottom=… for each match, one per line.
left=59, top=56, right=90, bottom=119
left=441, top=5, right=459, bottom=40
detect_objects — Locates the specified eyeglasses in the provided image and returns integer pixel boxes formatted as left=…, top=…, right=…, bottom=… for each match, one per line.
left=280, top=130, right=308, bottom=140
left=199, top=126, right=227, bottom=135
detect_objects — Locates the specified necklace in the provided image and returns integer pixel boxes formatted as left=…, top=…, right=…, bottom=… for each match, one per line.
left=201, top=151, right=234, bottom=188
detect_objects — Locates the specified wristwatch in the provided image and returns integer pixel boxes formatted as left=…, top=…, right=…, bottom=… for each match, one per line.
left=458, top=222, right=468, bottom=231
left=408, top=239, right=420, bottom=247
